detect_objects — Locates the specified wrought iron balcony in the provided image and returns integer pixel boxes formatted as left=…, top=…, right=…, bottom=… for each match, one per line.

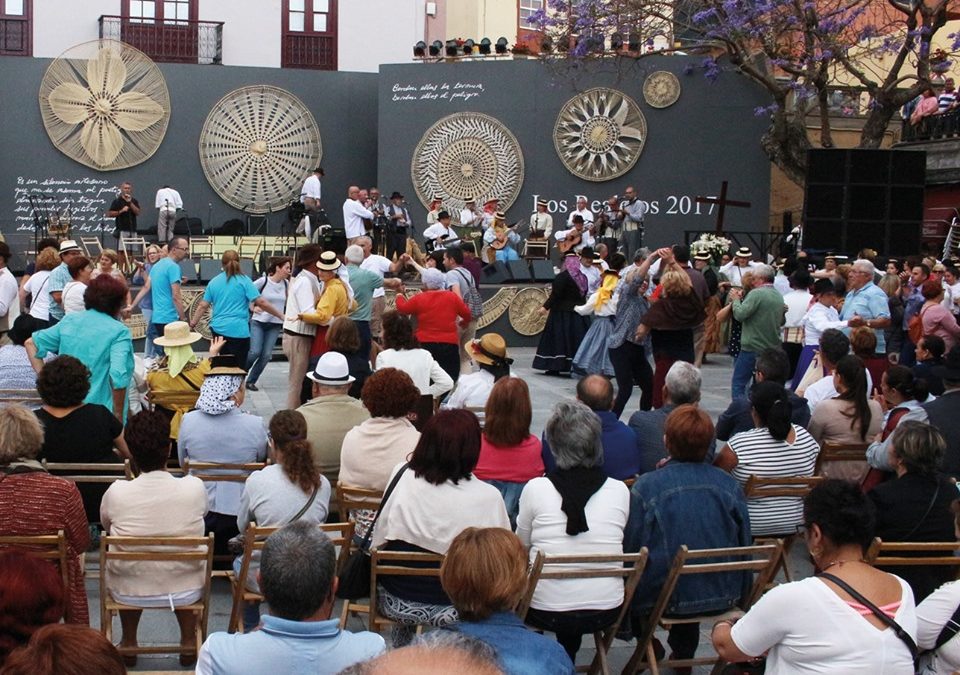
left=901, top=108, right=960, bottom=143
left=99, top=15, right=223, bottom=65
left=282, top=34, right=336, bottom=70
left=0, top=17, right=29, bottom=56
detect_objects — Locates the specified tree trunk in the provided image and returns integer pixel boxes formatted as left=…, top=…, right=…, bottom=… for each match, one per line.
left=858, top=103, right=899, bottom=149
left=760, top=112, right=811, bottom=186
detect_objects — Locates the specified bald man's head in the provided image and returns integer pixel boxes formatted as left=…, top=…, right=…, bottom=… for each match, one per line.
left=576, top=374, right=614, bottom=412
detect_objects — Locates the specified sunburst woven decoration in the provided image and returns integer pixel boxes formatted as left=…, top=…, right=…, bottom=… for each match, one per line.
left=38, top=39, right=170, bottom=171
left=411, top=112, right=524, bottom=212
left=199, top=85, right=321, bottom=214
left=553, top=88, right=647, bottom=182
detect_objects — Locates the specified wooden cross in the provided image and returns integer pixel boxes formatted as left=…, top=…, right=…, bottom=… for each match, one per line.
left=695, top=181, right=752, bottom=234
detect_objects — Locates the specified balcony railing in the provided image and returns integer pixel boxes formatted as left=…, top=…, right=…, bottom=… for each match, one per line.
left=901, top=108, right=960, bottom=143
left=282, top=34, right=336, bottom=70
left=0, top=17, right=29, bottom=56
left=99, top=15, right=222, bottom=65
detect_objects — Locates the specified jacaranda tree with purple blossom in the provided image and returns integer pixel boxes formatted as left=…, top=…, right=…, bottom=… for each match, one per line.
left=529, top=0, right=953, bottom=185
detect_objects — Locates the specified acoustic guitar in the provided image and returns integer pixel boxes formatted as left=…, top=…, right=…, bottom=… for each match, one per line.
left=557, top=228, right=583, bottom=254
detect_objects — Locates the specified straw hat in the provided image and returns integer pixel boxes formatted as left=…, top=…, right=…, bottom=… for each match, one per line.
left=734, top=247, right=752, bottom=259
left=316, top=250, right=342, bottom=272
left=307, top=352, right=356, bottom=386
left=153, top=321, right=202, bottom=347
left=206, top=354, right=248, bottom=376
left=59, top=240, right=81, bottom=254
left=536, top=199, right=548, bottom=208
left=470, top=333, right=512, bottom=366
left=693, top=252, right=711, bottom=261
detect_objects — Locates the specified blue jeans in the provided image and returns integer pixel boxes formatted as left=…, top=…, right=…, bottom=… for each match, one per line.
left=247, top=321, right=282, bottom=385
left=483, top=479, right=526, bottom=530
left=731, top=350, right=757, bottom=400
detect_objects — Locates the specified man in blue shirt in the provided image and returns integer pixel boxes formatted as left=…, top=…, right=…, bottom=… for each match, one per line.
left=130, top=237, right=191, bottom=352
left=840, top=258, right=891, bottom=358
left=197, top=521, right=384, bottom=675
left=47, top=240, right=83, bottom=323
left=344, top=244, right=383, bottom=360
left=542, top=375, right=639, bottom=479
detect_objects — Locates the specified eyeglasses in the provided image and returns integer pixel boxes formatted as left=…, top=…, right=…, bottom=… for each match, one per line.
left=173, top=246, right=189, bottom=252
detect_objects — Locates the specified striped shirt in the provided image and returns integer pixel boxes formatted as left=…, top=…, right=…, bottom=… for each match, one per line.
left=727, top=424, right=820, bottom=536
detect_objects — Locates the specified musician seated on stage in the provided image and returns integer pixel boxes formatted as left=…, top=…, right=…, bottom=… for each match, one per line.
left=423, top=211, right=461, bottom=254
left=555, top=215, right=596, bottom=255
left=482, top=212, right=520, bottom=263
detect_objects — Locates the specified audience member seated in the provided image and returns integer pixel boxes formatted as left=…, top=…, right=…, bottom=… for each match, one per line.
left=197, top=522, right=385, bottom=675
left=441, top=527, right=575, bottom=675
left=626, top=405, right=751, bottom=665
left=629, top=361, right=716, bottom=473
left=715, top=347, right=810, bottom=442
left=0, top=316, right=40, bottom=404
left=865, top=366, right=929, bottom=479
left=1, top=624, right=126, bottom=675
left=868, top=422, right=957, bottom=602
left=340, top=368, right=421, bottom=539
left=473, top=377, right=543, bottom=528
left=517, top=400, right=630, bottom=661
left=799, top=328, right=872, bottom=410
left=34, top=355, right=129, bottom=523
left=146, top=324, right=224, bottom=441
left=100, top=409, right=207, bottom=666
left=713, top=480, right=917, bottom=673
left=341, top=631, right=502, bottom=674
left=444, top=333, right=512, bottom=413
left=0, top=406, right=89, bottom=624
left=714, top=381, right=820, bottom=536
left=542, top=375, right=639, bottom=480
left=371, top=410, right=510, bottom=647
left=809, top=355, right=882, bottom=481
left=61, top=256, right=93, bottom=315
left=178, top=356, right=268, bottom=563
left=298, top=352, right=370, bottom=484
left=27, top=274, right=134, bottom=422
left=375, top=311, right=454, bottom=429
left=0, top=551, right=64, bottom=667
left=326, top=317, right=372, bottom=399
left=914, top=334, right=946, bottom=396
left=236, top=409, right=331, bottom=630
left=916, top=511, right=960, bottom=675
left=851, top=326, right=887, bottom=395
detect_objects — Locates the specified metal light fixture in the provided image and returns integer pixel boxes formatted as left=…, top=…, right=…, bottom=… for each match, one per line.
left=628, top=32, right=640, bottom=51
left=413, top=41, right=426, bottom=57
left=429, top=40, right=443, bottom=56
left=479, top=37, right=492, bottom=55
left=495, top=37, right=509, bottom=54
left=610, top=33, right=624, bottom=51
left=445, top=39, right=459, bottom=57
left=463, top=38, right=475, bottom=55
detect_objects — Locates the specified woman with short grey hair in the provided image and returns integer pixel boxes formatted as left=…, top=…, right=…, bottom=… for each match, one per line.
left=868, top=421, right=957, bottom=602
left=515, top=400, right=630, bottom=661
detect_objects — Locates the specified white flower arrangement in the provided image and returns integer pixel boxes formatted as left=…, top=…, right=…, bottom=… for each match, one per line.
left=690, top=233, right=733, bottom=264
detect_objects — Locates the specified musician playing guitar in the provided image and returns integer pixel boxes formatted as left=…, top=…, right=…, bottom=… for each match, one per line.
left=555, top=214, right=595, bottom=254
left=483, top=211, right=521, bottom=263
left=423, top=210, right=461, bottom=253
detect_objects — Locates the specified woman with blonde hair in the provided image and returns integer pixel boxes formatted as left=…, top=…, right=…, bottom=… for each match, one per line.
left=20, top=247, right=60, bottom=328
left=190, top=250, right=283, bottom=368
left=637, top=249, right=705, bottom=407
left=91, top=249, right=124, bottom=281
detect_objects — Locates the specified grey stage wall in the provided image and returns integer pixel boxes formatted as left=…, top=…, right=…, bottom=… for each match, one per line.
left=378, top=58, right=771, bottom=249
left=0, top=57, right=378, bottom=269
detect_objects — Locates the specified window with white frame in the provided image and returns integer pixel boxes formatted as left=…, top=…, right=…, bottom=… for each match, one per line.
left=519, top=0, right=543, bottom=28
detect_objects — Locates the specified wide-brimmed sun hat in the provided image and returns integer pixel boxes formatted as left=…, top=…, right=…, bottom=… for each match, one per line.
left=471, top=333, right=512, bottom=366
left=316, top=250, right=342, bottom=272
left=153, top=321, right=202, bottom=347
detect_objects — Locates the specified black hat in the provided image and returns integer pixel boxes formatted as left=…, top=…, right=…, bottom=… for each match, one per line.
left=579, top=246, right=595, bottom=258
left=536, top=199, right=548, bottom=208
left=934, top=345, right=960, bottom=381
left=206, top=354, right=247, bottom=377
left=390, top=191, right=404, bottom=200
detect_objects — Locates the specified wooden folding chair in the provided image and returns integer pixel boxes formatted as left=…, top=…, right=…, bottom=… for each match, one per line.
left=188, top=236, right=215, bottom=260
left=0, top=531, right=73, bottom=620
left=865, top=537, right=960, bottom=578
left=744, top=475, right=823, bottom=582
left=180, top=459, right=267, bottom=483
left=236, top=237, right=263, bottom=268
left=518, top=549, right=649, bottom=675
left=335, top=484, right=383, bottom=537
left=99, top=534, right=214, bottom=662
left=79, top=236, right=104, bottom=258
left=815, top=442, right=869, bottom=476
left=0, top=388, right=43, bottom=407
left=227, top=521, right=354, bottom=633
left=119, top=235, right=150, bottom=275
left=622, top=542, right=782, bottom=675
left=369, top=549, right=445, bottom=635
left=42, top=459, right=133, bottom=485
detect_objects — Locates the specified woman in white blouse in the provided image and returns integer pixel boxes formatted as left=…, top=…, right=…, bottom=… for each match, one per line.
left=793, top=278, right=849, bottom=389
left=62, top=256, right=94, bottom=315
left=375, top=311, right=452, bottom=429
left=918, top=577, right=960, bottom=674
left=713, top=479, right=917, bottom=674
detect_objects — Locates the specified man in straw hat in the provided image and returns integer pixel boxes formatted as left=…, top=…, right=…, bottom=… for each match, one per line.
left=459, top=196, right=483, bottom=230
left=530, top=198, right=553, bottom=239
left=719, top=246, right=761, bottom=288
left=47, top=240, right=83, bottom=324
left=444, top=333, right=513, bottom=411
left=298, top=352, right=369, bottom=483
left=385, top=191, right=413, bottom=263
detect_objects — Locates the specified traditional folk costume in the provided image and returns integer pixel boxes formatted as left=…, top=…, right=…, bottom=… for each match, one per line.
left=572, top=269, right=620, bottom=377
left=533, top=254, right=590, bottom=374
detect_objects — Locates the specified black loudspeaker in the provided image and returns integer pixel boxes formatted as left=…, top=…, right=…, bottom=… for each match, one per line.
left=803, top=149, right=925, bottom=256
left=507, top=260, right=532, bottom=281
left=481, top=261, right=511, bottom=284
left=198, top=258, right=220, bottom=282
left=531, top=259, right=556, bottom=281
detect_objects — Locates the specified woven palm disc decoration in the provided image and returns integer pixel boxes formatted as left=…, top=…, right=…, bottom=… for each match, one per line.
left=199, top=85, right=321, bottom=214
left=411, top=112, right=524, bottom=213
left=553, top=88, right=646, bottom=182
left=38, top=39, right=170, bottom=171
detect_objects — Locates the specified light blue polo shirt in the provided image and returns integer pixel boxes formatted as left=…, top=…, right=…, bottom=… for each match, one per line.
left=839, top=281, right=891, bottom=353
left=149, top=257, right=183, bottom=324
left=203, top=272, right=260, bottom=338
left=346, top=264, right=383, bottom=322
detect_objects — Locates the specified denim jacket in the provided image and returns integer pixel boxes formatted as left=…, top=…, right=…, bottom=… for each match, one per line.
left=625, top=462, right=752, bottom=616
left=446, top=612, right=575, bottom=675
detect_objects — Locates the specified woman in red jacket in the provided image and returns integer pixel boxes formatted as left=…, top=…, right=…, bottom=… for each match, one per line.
left=395, top=268, right=471, bottom=382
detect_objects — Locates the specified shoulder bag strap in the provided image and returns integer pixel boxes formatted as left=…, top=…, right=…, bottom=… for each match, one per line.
left=933, top=602, right=960, bottom=651
left=357, top=462, right=409, bottom=551
left=901, top=480, right=941, bottom=541
left=288, top=481, right=321, bottom=524
left=29, top=276, right=50, bottom=314
left=818, top=572, right=918, bottom=661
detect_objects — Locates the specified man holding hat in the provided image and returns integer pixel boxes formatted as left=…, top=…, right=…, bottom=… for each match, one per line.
left=298, top=352, right=370, bottom=483
left=385, top=191, right=412, bottom=262
left=530, top=198, right=554, bottom=240
left=720, top=246, right=762, bottom=288
left=47, top=240, right=83, bottom=324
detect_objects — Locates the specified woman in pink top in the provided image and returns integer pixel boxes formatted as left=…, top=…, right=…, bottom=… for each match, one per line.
left=920, top=279, right=960, bottom=351
left=473, top=377, right=543, bottom=527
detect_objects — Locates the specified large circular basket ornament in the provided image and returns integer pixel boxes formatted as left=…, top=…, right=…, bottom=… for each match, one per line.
left=411, top=112, right=524, bottom=213
left=643, top=71, right=682, bottom=109
left=553, top=88, right=647, bottom=182
left=38, top=39, right=170, bottom=171
left=198, top=85, right=321, bottom=214
left=508, top=287, right=550, bottom=335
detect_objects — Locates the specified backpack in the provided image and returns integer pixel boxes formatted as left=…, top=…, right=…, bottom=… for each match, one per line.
left=455, top=268, right=483, bottom=319
left=908, top=305, right=929, bottom=345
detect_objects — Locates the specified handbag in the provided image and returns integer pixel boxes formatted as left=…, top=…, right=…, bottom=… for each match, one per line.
left=908, top=306, right=930, bottom=346
left=226, top=480, right=321, bottom=555
left=336, top=463, right=409, bottom=600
